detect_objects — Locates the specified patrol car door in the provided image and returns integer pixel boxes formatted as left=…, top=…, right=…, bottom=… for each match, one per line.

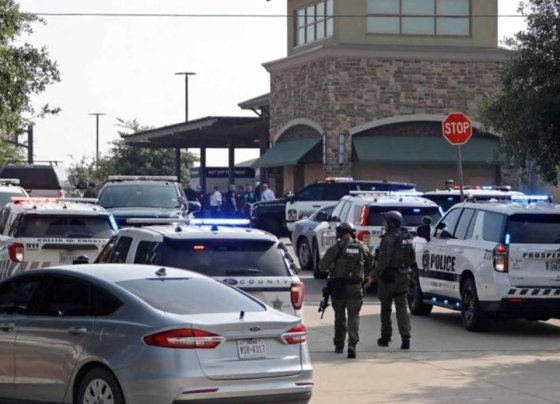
left=419, top=208, right=463, bottom=297
left=317, top=200, right=348, bottom=259
left=286, top=184, right=325, bottom=231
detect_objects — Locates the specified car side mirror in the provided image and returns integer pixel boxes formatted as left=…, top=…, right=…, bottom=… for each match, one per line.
left=72, top=256, right=90, bottom=265
left=188, top=201, right=202, bottom=214
left=417, top=224, right=431, bottom=241
left=288, top=195, right=295, bottom=203
left=422, top=216, right=432, bottom=225
left=330, top=215, right=341, bottom=223
left=436, top=221, right=447, bottom=230
left=316, top=212, right=329, bottom=222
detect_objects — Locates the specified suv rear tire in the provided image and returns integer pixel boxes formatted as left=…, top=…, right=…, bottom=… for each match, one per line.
left=297, top=238, right=313, bottom=270
left=312, top=241, right=327, bottom=279
left=408, top=267, right=432, bottom=316
left=461, top=277, right=490, bottom=332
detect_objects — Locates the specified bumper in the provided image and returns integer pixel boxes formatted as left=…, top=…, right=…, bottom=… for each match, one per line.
left=481, top=298, right=560, bottom=317
left=173, top=389, right=312, bottom=404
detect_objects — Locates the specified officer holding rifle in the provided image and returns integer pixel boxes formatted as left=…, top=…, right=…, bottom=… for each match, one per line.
left=319, top=222, right=374, bottom=359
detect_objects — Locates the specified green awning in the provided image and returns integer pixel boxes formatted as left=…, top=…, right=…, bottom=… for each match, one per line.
left=252, top=137, right=322, bottom=168
left=353, top=136, right=505, bottom=165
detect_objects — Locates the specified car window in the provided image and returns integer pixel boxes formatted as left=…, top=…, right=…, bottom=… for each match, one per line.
left=507, top=214, right=560, bottom=244
left=324, top=183, right=352, bottom=200
left=340, top=201, right=353, bottom=221
left=96, top=235, right=118, bottom=263
left=0, top=208, right=10, bottom=234
left=454, top=208, right=477, bottom=240
left=154, top=238, right=289, bottom=277
left=98, top=184, right=180, bottom=209
left=363, top=206, right=442, bottom=227
left=109, top=236, right=133, bottom=263
left=436, top=208, right=462, bottom=239
left=117, top=277, right=265, bottom=315
left=134, top=241, right=159, bottom=264
left=0, top=276, right=43, bottom=316
left=482, top=212, right=507, bottom=243
left=313, top=205, right=335, bottom=222
left=33, top=277, right=94, bottom=317
left=423, top=194, right=459, bottom=212
left=330, top=201, right=347, bottom=221
left=0, top=190, right=26, bottom=208
left=296, top=184, right=324, bottom=201
left=0, top=166, right=60, bottom=190
left=15, top=215, right=114, bottom=239
left=93, top=288, right=123, bottom=316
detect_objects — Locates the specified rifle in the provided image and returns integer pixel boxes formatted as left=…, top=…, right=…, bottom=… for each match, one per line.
left=318, top=279, right=332, bottom=319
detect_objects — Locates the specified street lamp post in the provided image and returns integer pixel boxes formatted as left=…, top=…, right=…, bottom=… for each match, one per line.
left=88, top=113, right=106, bottom=168
left=174, top=72, right=196, bottom=182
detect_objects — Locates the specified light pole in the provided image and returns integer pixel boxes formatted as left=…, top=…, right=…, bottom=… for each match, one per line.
left=88, top=113, right=106, bottom=168
left=174, top=72, right=196, bottom=181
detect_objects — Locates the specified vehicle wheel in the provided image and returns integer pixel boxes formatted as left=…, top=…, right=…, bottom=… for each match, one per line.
left=297, top=238, right=313, bottom=270
left=408, top=267, right=432, bottom=316
left=460, top=277, right=490, bottom=332
left=259, top=217, right=281, bottom=236
left=76, top=367, right=124, bottom=404
left=312, top=241, right=327, bottom=279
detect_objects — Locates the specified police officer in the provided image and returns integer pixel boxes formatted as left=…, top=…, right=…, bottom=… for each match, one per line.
left=365, top=211, right=414, bottom=350
left=319, top=222, right=374, bottom=359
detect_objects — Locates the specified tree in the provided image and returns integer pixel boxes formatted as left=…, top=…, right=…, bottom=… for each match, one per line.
left=0, top=0, right=60, bottom=138
left=480, top=0, right=560, bottom=183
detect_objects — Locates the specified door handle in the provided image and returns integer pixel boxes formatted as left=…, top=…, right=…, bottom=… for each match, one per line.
left=68, top=327, right=88, bottom=335
left=0, top=323, right=15, bottom=332
left=312, top=205, right=321, bottom=208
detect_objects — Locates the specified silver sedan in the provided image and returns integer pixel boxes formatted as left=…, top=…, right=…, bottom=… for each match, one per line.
left=0, top=264, right=313, bottom=404
left=291, top=204, right=335, bottom=272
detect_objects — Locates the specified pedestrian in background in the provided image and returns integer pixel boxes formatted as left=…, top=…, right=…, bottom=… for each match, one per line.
left=365, top=211, right=414, bottom=350
left=83, top=182, right=97, bottom=198
left=319, top=222, right=374, bottom=359
left=209, top=186, right=222, bottom=217
left=224, top=184, right=238, bottom=218
left=183, top=181, right=198, bottom=202
left=260, top=181, right=276, bottom=201
left=243, top=184, right=257, bottom=218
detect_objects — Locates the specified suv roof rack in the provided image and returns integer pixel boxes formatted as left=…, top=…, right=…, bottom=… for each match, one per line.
left=3, top=160, right=61, bottom=166
left=107, top=175, right=178, bottom=182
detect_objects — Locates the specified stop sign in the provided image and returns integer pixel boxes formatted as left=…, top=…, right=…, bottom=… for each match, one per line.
left=442, top=112, right=473, bottom=146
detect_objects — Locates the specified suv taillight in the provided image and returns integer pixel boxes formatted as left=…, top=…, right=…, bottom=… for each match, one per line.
left=493, top=243, right=509, bottom=273
left=56, top=190, right=65, bottom=198
left=8, top=243, right=24, bottom=263
left=281, top=324, right=307, bottom=344
left=357, top=231, right=371, bottom=244
left=144, top=329, right=224, bottom=349
left=291, top=282, right=305, bottom=310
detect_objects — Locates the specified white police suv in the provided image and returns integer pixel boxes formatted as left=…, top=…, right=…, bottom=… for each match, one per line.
left=95, top=219, right=305, bottom=317
left=0, top=198, right=116, bottom=281
left=410, top=196, right=560, bottom=331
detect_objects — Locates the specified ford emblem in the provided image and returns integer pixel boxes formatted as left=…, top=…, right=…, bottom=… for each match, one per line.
left=223, top=278, right=238, bottom=286
left=249, top=327, right=261, bottom=332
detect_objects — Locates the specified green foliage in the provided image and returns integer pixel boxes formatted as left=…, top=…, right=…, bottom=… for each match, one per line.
left=0, top=138, right=25, bottom=165
left=0, top=0, right=60, bottom=136
left=480, top=0, right=560, bottom=183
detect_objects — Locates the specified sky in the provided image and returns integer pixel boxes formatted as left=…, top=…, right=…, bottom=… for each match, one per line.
left=19, top=0, right=526, bottom=168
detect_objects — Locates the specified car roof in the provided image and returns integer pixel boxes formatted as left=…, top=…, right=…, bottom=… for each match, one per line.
left=458, top=201, right=560, bottom=215
left=423, top=189, right=524, bottom=197
left=102, top=181, right=178, bottom=186
left=341, top=194, right=439, bottom=208
left=119, top=224, right=279, bottom=241
left=5, top=200, right=109, bottom=215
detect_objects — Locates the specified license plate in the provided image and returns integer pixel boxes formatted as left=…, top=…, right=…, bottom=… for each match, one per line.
left=59, top=252, right=79, bottom=264
left=237, top=339, right=267, bottom=360
left=546, top=260, right=560, bottom=271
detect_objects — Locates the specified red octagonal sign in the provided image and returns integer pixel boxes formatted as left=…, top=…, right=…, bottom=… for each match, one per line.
left=442, top=112, right=473, bottom=146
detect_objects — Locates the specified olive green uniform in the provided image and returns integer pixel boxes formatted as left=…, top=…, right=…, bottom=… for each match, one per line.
left=319, top=238, right=374, bottom=348
left=371, top=228, right=414, bottom=341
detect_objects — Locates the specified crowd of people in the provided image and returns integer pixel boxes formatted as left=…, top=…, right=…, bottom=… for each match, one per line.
left=183, top=181, right=276, bottom=218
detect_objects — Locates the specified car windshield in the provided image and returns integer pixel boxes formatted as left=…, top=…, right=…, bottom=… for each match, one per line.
left=154, top=238, right=289, bottom=277
left=117, top=277, right=265, bottom=314
left=507, top=214, right=560, bottom=244
left=363, top=206, right=442, bottom=227
left=0, top=190, right=26, bottom=207
left=98, top=184, right=180, bottom=209
left=0, top=167, right=59, bottom=190
left=16, top=215, right=114, bottom=239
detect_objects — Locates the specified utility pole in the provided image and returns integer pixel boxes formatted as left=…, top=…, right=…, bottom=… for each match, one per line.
left=174, top=72, right=196, bottom=181
left=88, top=112, right=106, bottom=168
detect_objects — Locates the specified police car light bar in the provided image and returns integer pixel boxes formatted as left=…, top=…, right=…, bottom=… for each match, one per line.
left=0, top=178, right=20, bottom=185
left=191, top=218, right=250, bottom=226
left=349, top=191, right=423, bottom=197
left=125, top=218, right=251, bottom=226
left=58, top=198, right=99, bottom=204
left=107, top=175, right=178, bottom=182
left=511, top=195, right=552, bottom=201
left=126, top=218, right=190, bottom=225
left=323, top=177, right=354, bottom=182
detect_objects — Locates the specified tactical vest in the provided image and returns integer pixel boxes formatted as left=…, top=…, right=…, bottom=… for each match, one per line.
left=333, top=240, right=365, bottom=281
left=389, top=228, right=416, bottom=274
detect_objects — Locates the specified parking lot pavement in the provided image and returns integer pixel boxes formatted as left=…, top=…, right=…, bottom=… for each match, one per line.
left=284, top=240, right=560, bottom=404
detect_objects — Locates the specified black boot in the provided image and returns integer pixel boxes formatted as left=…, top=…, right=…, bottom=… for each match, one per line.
left=347, top=345, right=356, bottom=359
left=377, top=338, right=390, bottom=347
left=335, top=344, right=344, bottom=354
left=401, top=337, right=410, bottom=350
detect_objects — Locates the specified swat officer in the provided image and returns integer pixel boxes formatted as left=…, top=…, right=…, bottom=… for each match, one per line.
left=365, top=211, right=414, bottom=350
left=319, top=222, right=374, bottom=359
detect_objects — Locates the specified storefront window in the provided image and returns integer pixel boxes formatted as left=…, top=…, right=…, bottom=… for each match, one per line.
left=295, top=0, right=334, bottom=46
left=367, top=0, right=470, bottom=36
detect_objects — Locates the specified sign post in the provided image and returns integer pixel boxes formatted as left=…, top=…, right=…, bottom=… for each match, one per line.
left=442, top=112, right=473, bottom=202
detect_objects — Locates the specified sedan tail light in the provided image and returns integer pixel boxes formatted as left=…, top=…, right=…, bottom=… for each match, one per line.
left=291, top=282, right=305, bottom=310
left=282, top=324, right=307, bottom=345
left=8, top=243, right=24, bottom=263
left=144, top=329, right=225, bottom=349
left=493, top=243, right=509, bottom=273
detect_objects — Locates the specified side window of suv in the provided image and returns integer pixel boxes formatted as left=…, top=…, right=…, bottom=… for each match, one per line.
left=0, top=208, right=10, bottom=234
left=134, top=241, right=159, bottom=264
left=109, top=236, right=133, bottom=263
left=339, top=201, right=354, bottom=222
left=436, top=208, right=462, bottom=239
left=454, top=208, right=477, bottom=240
left=296, top=184, right=324, bottom=201
left=330, top=201, right=347, bottom=222
left=481, top=212, right=507, bottom=242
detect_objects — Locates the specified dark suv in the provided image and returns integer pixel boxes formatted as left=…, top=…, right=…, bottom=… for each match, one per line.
left=0, top=163, right=81, bottom=198
left=250, top=179, right=415, bottom=236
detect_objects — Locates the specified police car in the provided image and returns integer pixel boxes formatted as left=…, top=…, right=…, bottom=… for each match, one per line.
left=313, top=191, right=442, bottom=278
left=95, top=218, right=305, bottom=317
left=422, top=186, right=527, bottom=212
left=410, top=196, right=560, bottom=331
left=0, top=198, right=116, bottom=280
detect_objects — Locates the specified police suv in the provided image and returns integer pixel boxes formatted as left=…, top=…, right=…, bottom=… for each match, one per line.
left=95, top=219, right=305, bottom=317
left=422, top=186, right=526, bottom=212
left=410, top=196, right=560, bottom=331
left=0, top=198, right=116, bottom=281
left=312, top=191, right=442, bottom=278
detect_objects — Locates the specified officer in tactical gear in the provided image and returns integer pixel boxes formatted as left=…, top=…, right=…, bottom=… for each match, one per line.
left=319, top=222, right=374, bottom=359
left=365, top=211, right=415, bottom=350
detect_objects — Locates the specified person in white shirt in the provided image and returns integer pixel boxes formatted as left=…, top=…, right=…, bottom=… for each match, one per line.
left=260, top=182, right=276, bottom=201
left=209, top=186, right=223, bottom=216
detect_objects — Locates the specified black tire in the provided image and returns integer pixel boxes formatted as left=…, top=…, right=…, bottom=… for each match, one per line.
left=460, top=277, right=490, bottom=332
left=312, top=241, right=327, bottom=279
left=76, top=367, right=124, bottom=404
left=258, top=217, right=281, bottom=236
left=408, top=267, right=432, bottom=316
left=297, top=238, right=313, bottom=270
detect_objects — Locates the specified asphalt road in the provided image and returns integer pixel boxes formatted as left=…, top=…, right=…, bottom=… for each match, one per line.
left=282, top=239, right=560, bottom=404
